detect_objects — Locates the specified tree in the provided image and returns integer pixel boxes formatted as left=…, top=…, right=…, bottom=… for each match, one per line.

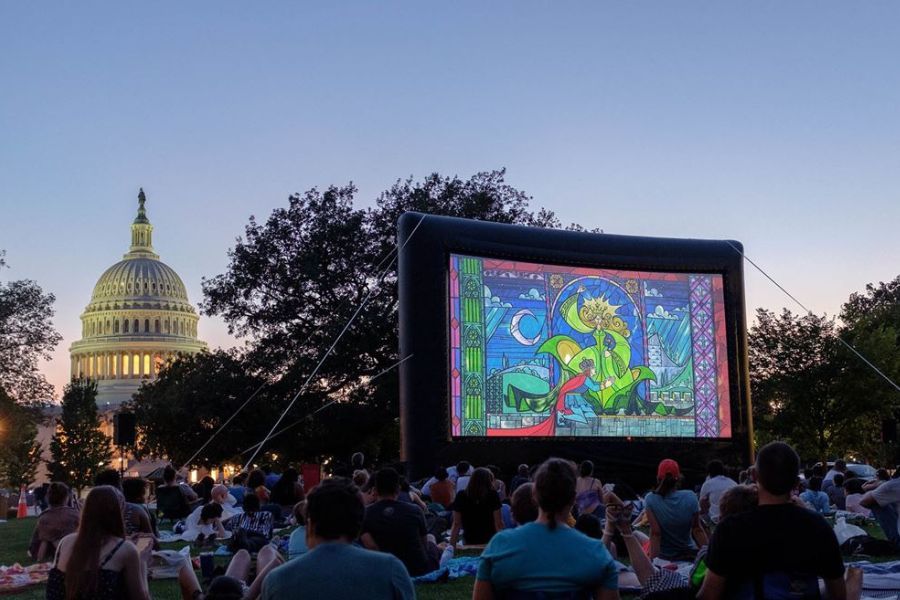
left=749, top=308, right=891, bottom=462
left=127, top=350, right=272, bottom=467
left=48, top=379, right=111, bottom=493
left=0, top=385, right=42, bottom=489
left=0, top=251, right=62, bottom=406
left=201, top=170, right=587, bottom=463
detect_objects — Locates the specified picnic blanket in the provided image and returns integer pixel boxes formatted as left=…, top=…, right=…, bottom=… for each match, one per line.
left=0, top=563, right=52, bottom=595
left=848, top=561, right=900, bottom=599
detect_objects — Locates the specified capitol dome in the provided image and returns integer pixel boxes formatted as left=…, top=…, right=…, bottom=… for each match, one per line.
left=70, top=189, right=207, bottom=405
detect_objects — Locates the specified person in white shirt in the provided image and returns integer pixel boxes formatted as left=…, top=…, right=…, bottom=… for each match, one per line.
left=699, top=460, right=737, bottom=523
left=455, top=461, right=473, bottom=494
left=861, top=475, right=900, bottom=549
left=824, top=459, right=847, bottom=484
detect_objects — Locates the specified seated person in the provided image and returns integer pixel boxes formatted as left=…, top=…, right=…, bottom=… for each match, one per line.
left=95, top=468, right=154, bottom=537
left=361, top=468, right=441, bottom=576
left=698, top=441, right=846, bottom=600
left=46, top=486, right=150, bottom=600
left=800, top=476, right=832, bottom=515
left=181, top=503, right=228, bottom=542
left=28, top=482, right=80, bottom=561
left=179, top=546, right=283, bottom=600
left=231, top=493, right=274, bottom=540
left=844, top=478, right=871, bottom=517
left=510, top=482, right=538, bottom=526
left=246, top=469, right=271, bottom=504
left=861, top=472, right=900, bottom=548
left=862, top=469, right=891, bottom=492
left=827, top=474, right=847, bottom=510
left=228, top=473, right=248, bottom=507
left=426, top=467, right=455, bottom=509
left=194, top=476, right=215, bottom=504
left=158, top=465, right=201, bottom=519
left=644, top=459, right=707, bottom=560
left=473, top=458, right=618, bottom=599
left=122, top=477, right=159, bottom=538
left=575, top=460, right=604, bottom=517
left=510, top=464, right=531, bottom=494
left=699, top=460, right=737, bottom=524
left=270, top=468, right=304, bottom=516
left=261, top=478, right=415, bottom=600
left=449, top=467, right=503, bottom=547
left=287, top=501, right=308, bottom=560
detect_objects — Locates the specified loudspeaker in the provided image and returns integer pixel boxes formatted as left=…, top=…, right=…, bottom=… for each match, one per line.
left=114, top=412, right=136, bottom=446
left=883, top=419, right=897, bottom=443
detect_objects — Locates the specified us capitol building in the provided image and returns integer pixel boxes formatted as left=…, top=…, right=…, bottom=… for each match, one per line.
left=69, top=189, right=207, bottom=406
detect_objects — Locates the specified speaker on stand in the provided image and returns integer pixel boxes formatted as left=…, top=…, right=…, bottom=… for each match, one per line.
left=113, top=412, right=137, bottom=477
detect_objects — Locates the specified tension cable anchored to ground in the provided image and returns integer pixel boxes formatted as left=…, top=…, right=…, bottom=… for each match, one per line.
left=241, top=214, right=428, bottom=471
left=727, top=241, right=900, bottom=394
left=176, top=217, right=425, bottom=472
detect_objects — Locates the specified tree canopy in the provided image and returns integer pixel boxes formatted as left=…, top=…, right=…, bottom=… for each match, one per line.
left=0, top=251, right=62, bottom=406
left=48, top=379, right=111, bottom=492
left=0, top=385, right=42, bottom=489
left=195, top=170, right=580, bottom=465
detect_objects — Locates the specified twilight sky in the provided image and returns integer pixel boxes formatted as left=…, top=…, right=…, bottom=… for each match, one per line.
left=2, top=2, right=899, bottom=398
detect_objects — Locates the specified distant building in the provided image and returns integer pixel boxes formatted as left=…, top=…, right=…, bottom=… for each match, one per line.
left=68, top=189, right=207, bottom=406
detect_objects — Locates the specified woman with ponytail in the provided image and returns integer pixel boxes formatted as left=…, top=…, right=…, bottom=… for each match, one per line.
left=45, top=486, right=150, bottom=600
left=473, top=458, right=619, bottom=599
left=644, top=459, right=707, bottom=561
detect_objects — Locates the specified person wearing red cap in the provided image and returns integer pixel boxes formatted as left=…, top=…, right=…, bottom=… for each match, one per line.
left=643, top=458, right=707, bottom=561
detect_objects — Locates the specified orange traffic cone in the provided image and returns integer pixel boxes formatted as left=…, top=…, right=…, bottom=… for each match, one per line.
left=16, top=485, right=28, bottom=519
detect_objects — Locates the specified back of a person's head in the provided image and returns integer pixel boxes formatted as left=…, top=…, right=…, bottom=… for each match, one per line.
left=374, top=467, right=401, bottom=497
left=351, top=452, right=365, bottom=468
left=833, top=473, right=845, bottom=487
left=517, top=464, right=529, bottom=478
left=466, top=467, right=495, bottom=501
left=533, top=458, right=577, bottom=529
left=205, top=575, right=244, bottom=600
left=457, top=461, right=471, bottom=476
left=487, top=464, right=502, bottom=480
left=835, top=459, right=847, bottom=471
left=201, top=502, right=224, bottom=522
left=807, top=476, right=823, bottom=492
left=574, top=513, right=602, bottom=539
left=47, top=482, right=69, bottom=507
left=811, top=464, right=824, bottom=478
left=247, top=469, right=266, bottom=489
left=756, top=442, right=800, bottom=496
left=844, top=478, right=864, bottom=495
left=232, top=472, right=247, bottom=486
left=655, top=459, right=681, bottom=496
left=94, top=468, right=122, bottom=489
left=67, top=486, right=125, bottom=597
left=435, top=467, right=449, bottom=481
left=579, top=460, right=594, bottom=478
left=352, top=469, right=369, bottom=488
left=282, top=467, right=299, bottom=483
left=307, top=478, right=364, bottom=541
left=738, top=470, right=748, bottom=484
left=261, top=464, right=273, bottom=475
left=707, top=460, right=725, bottom=477
left=510, top=482, right=538, bottom=525
left=242, top=492, right=260, bottom=513
left=200, top=476, right=215, bottom=487
left=122, top=477, right=147, bottom=503
left=878, top=468, right=890, bottom=481
left=719, top=484, right=758, bottom=519
left=163, top=465, right=177, bottom=483
left=613, top=483, right=639, bottom=501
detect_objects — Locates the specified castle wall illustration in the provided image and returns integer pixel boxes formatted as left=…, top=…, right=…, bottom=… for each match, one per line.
left=449, top=255, right=731, bottom=439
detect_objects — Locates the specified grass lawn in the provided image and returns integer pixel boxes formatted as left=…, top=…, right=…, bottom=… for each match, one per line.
left=0, top=517, right=474, bottom=599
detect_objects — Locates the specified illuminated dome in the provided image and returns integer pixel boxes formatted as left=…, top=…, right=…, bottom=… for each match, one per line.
left=69, top=189, right=207, bottom=405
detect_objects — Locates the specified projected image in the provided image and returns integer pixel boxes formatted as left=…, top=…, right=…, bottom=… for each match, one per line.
left=449, top=255, right=731, bottom=438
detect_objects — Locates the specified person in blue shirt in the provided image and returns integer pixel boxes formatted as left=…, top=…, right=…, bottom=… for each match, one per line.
left=474, top=458, right=619, bottom=599
left=800, top=476, right=832, bottom=515
left=644, top=458, right=708, bottom=560
left=261, top=478, right=414, bottom=600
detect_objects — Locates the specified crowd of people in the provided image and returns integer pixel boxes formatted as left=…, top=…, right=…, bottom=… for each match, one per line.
left=23, top=443, right=899, bottom=599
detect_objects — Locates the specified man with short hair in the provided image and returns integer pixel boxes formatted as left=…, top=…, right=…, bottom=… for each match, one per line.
left=361, top=468, right=440, bottom=576
left=699, top=460, right=737, bottom=523
left=28, top=482, right=80, bottom=560
left=261, top=478, right=414, bottom=600
left=699, top=441, right=845, bottom=600
left=824, top=459, right=847, bottom=483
